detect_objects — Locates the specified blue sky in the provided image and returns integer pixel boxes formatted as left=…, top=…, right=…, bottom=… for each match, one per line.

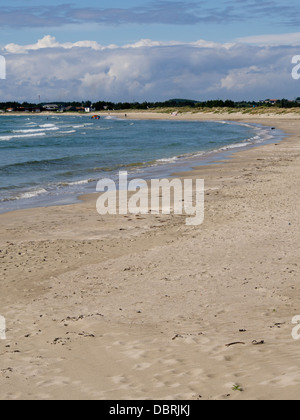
left=2, top=0, right=300, bottom=45
left=1, top=0, right=300, bottom=102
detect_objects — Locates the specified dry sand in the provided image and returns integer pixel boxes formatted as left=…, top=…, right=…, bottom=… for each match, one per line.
left=1, top=111, right=300, bottom=400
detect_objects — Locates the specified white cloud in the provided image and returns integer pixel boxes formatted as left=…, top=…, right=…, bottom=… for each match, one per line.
left=0, top=36, right=299, bottom=102
left=4, top=35, right=225, bottom=54
left=221, top=66, right=263, bottom=90
left=4, top=35, right=105, bottom=54
left=236, top=32, right=300, bottom=46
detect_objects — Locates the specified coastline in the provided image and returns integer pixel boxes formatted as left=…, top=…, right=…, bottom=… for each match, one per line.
left=0, top=112, right=284, bottom=215
left=1, top=111, right=300, bottom=400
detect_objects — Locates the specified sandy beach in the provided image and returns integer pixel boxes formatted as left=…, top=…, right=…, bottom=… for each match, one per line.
left=1, top=110, right=300, bottom=400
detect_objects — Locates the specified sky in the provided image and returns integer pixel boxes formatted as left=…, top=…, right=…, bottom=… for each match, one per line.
left=1, top=0, right=300, bottom=102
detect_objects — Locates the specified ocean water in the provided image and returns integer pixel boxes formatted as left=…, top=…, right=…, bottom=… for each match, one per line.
left=0, top=115, right=282, bottom=213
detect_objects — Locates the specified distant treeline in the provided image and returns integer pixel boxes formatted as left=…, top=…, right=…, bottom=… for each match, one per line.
left=1, top=98, right=300, bottom=111
left=83, top=98, right=300, bottom=110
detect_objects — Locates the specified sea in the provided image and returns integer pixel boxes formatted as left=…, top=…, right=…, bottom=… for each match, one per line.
left=0, top=114, right=284, bottom=213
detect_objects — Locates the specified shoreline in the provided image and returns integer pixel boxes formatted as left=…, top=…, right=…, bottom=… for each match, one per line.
left=3, top=107, right=300, bottom=119
left=0, top=113, right=285, bottom=215
left=1, top=112, right=300, bottom=400
left=78, top=116, right=285, bottom=210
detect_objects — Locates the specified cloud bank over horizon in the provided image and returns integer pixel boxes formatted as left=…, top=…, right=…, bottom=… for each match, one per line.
left=0, top=35, right=299, bottom=103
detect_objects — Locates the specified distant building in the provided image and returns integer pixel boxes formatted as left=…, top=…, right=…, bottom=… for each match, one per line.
left=43, top=104, right=59, bottom=111
left=6, top=108, right=14, bottom=112
left=85, top=107, right=95, bottom=113
left=264, top=99, right=279, bottom=105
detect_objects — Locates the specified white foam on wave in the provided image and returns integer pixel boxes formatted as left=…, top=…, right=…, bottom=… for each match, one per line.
left=72, top=123, right=97, bottom=128
left=58, top=179, right=95, bottom=187
left=219, top=142, right=249, bottom=151
left=20, top=188, right=48, bottom=200
left=60, top=130, right=76, bottom=134
left=39, top=123, right=56, bottom=128
left=153, top=124, right=274, bottom=166
left=0, top=132, right=46, bottom=141
left=156, top=156, right=178, bottom=163
left=215, top=120, right=229, bottom=125
left=104, top=116, right=121, bottom=120
left=215, top=127, right=273, bottom=153
left=13, top=127, right=59, bottom=133
left=1, top=188, right=48, bottom=202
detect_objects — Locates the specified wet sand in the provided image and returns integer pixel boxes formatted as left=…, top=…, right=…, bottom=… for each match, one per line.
left=1, top=111, right=300, bottom=400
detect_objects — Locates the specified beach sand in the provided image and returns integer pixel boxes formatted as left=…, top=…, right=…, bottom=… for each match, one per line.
left=1, top=111, right=300, bottom=400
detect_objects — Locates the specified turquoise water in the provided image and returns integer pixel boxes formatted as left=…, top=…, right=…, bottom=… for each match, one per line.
left=0, top=115, right=280, bottom=212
